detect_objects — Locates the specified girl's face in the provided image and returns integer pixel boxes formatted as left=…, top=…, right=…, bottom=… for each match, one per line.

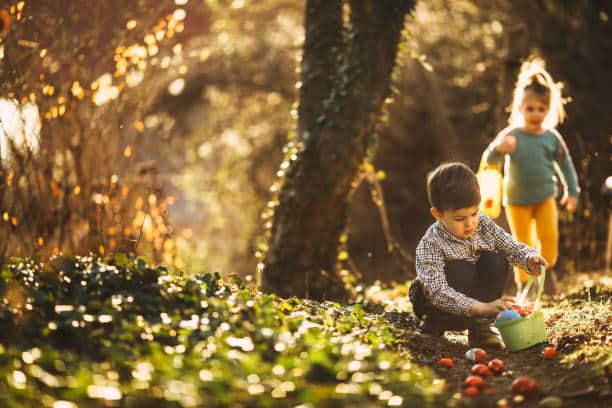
left=520, top=91, right=550, bottom=132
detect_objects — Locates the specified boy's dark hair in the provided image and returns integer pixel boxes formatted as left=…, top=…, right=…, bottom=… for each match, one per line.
left=427, top=162, right=481, bottom=212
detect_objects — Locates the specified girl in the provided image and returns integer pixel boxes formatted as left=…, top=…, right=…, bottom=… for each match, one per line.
left=481, top=57, right=580, bottom=295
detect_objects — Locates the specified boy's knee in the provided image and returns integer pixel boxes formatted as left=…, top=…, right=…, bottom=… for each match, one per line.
left=444, top=259, right=477, bottom=291
left=476, top=251, right=509, bottom=300
left=478, top=251, right=509, bottom=277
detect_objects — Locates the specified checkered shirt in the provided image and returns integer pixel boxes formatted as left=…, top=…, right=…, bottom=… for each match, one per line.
left=415, top=215, right=537, bottom=316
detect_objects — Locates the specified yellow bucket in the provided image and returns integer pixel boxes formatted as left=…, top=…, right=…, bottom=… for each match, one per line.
left=477, top=164, right=502, bottom=219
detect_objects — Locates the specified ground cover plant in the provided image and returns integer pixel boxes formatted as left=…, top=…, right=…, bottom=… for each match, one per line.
left=0, top=255, right=444, bottom=407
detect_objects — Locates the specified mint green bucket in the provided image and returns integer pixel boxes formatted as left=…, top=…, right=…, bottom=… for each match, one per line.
left=495, top=267, right=547, bottom=352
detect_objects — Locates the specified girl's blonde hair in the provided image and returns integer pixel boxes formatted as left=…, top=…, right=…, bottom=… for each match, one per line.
left=508, top=56, right=566, bottom=129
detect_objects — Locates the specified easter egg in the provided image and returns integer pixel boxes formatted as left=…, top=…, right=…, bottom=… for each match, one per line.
left=512, top=302, right=534, bottom=317
left=465, top=348, right=487, bottom=363
left=520, top=302, right=534, bottom=316
left=472, top=363, right=492, bottom=377
left=543, top=347, right=557, bottom=359
left=488, top=358, right=505, bottom=375
left=465, top=386, right=480, bottom=397
left=439, top=358, right=454, bottom=368
left=496, top=398, right=510, bottom=408
left=511, top=376, right=539, bottom=395
left=496, top=309, right=521, bottom=323
left=464, top=375, right=485, bottom=388
left=537, top=396, right=563, bottom=407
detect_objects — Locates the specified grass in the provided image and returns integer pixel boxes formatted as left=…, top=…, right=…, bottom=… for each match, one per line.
left=0, top=255, right=444, bottom=407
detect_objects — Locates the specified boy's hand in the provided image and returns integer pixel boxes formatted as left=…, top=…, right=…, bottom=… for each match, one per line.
left=469, top=299, right=511, bottom=318
left=560, top=195, right=578, bottom=213
left=527, top=254, right=548, bottom=276
left=495, top=133, right=516, bottom=154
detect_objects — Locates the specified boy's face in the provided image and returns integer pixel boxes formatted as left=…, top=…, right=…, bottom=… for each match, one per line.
left=431, top=205, right=480, bottom=239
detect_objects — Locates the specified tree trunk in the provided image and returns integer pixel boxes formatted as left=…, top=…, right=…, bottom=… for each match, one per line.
left=415, top=63, right=459, bottom=161
left=262, top=0, right=415, bottom=300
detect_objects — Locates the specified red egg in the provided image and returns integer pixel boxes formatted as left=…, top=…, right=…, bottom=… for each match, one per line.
left=465, top=386, right=480, bottom=397
left=465, top=375, right=485, bottom=388
left=513, top=302, right=535, bottom=316
left=511, top=376, right=539, bottom=395
left=483, top=387, right=494, bottom=395
left=439, top=357, right=454, bottom=368
left=488, top=358, right=505, bottom=375
left=475, top=348, right=487, bottom=363
left=543, top=347, right=557, bottom=359
left=472, top=363, right=492, bottom=377
left=465, top=347, right=487, bottom=363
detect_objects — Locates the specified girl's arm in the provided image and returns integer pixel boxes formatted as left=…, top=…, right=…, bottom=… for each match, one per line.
left=551, top=129, right=580, bottom=207
left=481, top=126, right=515, bottom=167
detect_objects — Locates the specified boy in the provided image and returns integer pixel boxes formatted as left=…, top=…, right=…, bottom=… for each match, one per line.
left=409, top=162, right=547, bottom=348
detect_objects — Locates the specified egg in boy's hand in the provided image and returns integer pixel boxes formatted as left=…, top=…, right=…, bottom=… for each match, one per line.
left=495, top=309, right=521, bottom=323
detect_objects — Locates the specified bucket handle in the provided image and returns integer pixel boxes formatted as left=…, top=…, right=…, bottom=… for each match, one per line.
left=477, top=158, right=502, bottom=173
left=519, top=265, right=546, bottom=306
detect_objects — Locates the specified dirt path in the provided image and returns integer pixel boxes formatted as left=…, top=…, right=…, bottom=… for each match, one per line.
left=383, top=272, right=611, bottom=407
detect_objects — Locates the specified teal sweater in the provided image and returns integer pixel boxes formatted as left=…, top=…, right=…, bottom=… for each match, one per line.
left=482, top=128, right=580, bottom=206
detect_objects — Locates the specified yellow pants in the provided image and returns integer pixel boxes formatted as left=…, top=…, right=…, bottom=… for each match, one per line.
left=505, top=197, right=558, bottom=285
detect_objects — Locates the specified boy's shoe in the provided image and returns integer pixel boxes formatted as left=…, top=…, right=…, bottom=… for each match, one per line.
left=419, top=316, right=445, bottom=337
left=468, top=321, right=503, bottom=350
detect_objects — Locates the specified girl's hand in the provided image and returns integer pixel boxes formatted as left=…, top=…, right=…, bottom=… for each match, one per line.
left=495, top=133, right=517, bottom=154
left=527, top=254, right=548, bottom=275
left=560, top=195, right=578, bottom=212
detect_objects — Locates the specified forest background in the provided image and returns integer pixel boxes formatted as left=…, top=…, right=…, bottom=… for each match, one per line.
left=0, top=0, right=610, bottom=290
